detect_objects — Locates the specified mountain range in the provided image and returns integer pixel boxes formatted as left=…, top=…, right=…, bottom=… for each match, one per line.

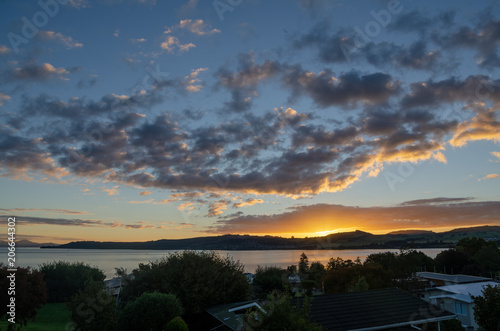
left=38, top=225, right=500, bottom=250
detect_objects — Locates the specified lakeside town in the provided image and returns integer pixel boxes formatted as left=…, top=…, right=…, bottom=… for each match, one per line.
left=1, top=235, right=500, bottom=330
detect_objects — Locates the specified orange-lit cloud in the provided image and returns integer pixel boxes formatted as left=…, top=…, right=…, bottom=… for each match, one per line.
left=233, top=198, right=264, bottom=208
left=450, top=107, right=500, bottom=147
left=206, top=198, right=500, bottom=235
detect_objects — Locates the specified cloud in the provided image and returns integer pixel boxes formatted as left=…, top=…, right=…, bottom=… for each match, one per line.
left=37, top=31, right=84, bottom=49
left=184, top=67, right=207, bottom=92
left=281, top=67, right=400, bottom=108
left=113, top=29, right=120, bottom=37
left=177, top=19, right=221, bottom=35
left=0, top=208, right=90, bottom=215
left=7, top=62, right=73, bottom=81
left=160, top=36, right=196, bottom=53
left=207, top=200, right=230, bottom=217
left=207, top=200, right=500, bottom=234
left=179, top=0, right=198, bottom=13
left=130, top=38, right=147, bottom=44
left=450, top=107, right=500, bottom=147
left=400, top=197, right=474, bottom=206
left=492, top=151, right=500, bottom=159
left=178, top=202, right=195, bottom=211
left=139, top=190, right=152, bottom=196
left=102, top=185, right=119, bottom=196
left=479, top=174, right=500, bottom=180
left=0, top=92, right=11, bottom=106
left=66, top=0, right=90, bottom=9
left=0, top=45, right=11, bottom=55
left=233, top=198, right=264, bottom=208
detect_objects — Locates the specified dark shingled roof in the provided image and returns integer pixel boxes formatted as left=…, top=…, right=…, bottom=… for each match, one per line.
left=296, top=288, right=456, bottom=331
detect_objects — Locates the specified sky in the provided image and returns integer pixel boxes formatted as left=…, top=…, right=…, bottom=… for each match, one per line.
left=0, top=0, right=499, bottom=244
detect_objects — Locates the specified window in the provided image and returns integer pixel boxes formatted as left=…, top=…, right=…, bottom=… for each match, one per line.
left=454, top=301, right=467, bottom=316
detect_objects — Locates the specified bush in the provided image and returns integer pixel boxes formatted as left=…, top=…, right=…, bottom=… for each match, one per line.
left=121, top=251, right=250, bottom=314
left=66, top=281, right=117, bottom=331
left=0, top=265, right=47, bottom=327
left=39, top=261, right=105, bottom=303
left=165, top=316, right=189, bottom=331
left=117, top=292, right=182, bottom=331
left=245, top=291, right=322, bottom=331
left=253, top=266, right=286, bottom=297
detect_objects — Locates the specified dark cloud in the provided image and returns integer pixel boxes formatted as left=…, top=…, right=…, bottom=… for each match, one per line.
left=401, top=75, right=500, bottom=108
left=281, top=67, right=400, bottom=108
left=400, top=197, right=474, bottom=206
left=435, top=19, right=500, bottom=68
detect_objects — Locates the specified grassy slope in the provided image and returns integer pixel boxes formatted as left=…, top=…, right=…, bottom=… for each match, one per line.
left=0, top=303, right=71, bottom=331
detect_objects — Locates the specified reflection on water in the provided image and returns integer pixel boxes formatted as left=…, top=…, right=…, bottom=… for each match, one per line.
left=6, top=247, right=446, bottom=278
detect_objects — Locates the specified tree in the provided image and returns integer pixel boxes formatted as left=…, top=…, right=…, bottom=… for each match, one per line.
left=253, top=266, right=287, bottom=298
left=323, top=264, right=392, bottom=293
left=117, top=292, right=183, bottom=331
left=298, top=252, right=309, bottom=276
left=120, top=251, right=250, bottom=314
left=472, top=284, right=500, bottom=331
left=165, top=316, right=189, bottom=331
left=66, top=281, right=117, bottom=331
left=327, top=257, right=359, bottom=271
left=0, top=265, right=47, bottom=328
left=309, top=262, right=326, bottom=288
left=39, top=261, right=105, bottom=302
left=434, top=249, right=469, bottom=275
left=245, top=290, right=323, bottom=331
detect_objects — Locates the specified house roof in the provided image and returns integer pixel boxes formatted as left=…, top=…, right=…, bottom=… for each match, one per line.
left=432, top=281, right=499, bottom=300
left=296, top=288, right=456, bottom=331
left=416, top=272, right=492, bottom=284
left=206, top=300, right=265, bottom=330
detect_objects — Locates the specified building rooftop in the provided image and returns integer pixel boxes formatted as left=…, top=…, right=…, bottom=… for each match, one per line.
left=297, top=288, right=456, bottom=331
left=416, top=272, right=492, bottom=284
left=429, top=281, right=499, bottom=303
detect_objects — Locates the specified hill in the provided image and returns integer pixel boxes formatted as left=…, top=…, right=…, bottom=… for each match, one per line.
left=0, top=239, right=58, bottom=247
left=43, top=226, right=500, bottom=250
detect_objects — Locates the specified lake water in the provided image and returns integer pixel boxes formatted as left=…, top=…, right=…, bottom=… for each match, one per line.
left=3, top=247, right=446, bottom=278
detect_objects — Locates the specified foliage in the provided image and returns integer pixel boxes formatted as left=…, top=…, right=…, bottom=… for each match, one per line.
left=66, top=281, right=117, bottom=331
left=39, top=261, right=105, bottom=303
left=245, top=290, right=323, bottom=331
left=120, top=250, right=250, bottom=314
left=301, top=279, right=316, bottom=296
left=308, top=262, right=326, bottom=288
left=348, top=276, right=369, bottom=292
left=117, top=292, right=182, bottom=331
left=434, top=249, right=469, bottom=275
left=298, top=252, right=309, bottom=277
left=472, top=284, right=500, bottom=331
left=0, top=264, right=47, bottom=327
left=253, top=266, right=287, bottom=298
left=435, top=237, right=500, bottom=276
left=165, top=316, right=189, bottom=331
left=323, top=264, right=392, bottom=293
left=327, top=257, right=360, bottom=271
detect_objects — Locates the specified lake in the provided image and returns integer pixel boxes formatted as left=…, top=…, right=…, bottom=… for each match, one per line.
left=3, top=247, right=446, bottom=278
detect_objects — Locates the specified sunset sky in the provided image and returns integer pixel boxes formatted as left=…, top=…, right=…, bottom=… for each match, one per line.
left=0, top=0, right=499, bottom=244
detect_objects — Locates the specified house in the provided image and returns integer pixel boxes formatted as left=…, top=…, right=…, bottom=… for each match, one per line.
left=295, top=287, right=456, bottom=331
left=416, top=272, right=492, bottom=287
left=206, top=300, right=266, bottom=331
left=104, top=277, right=122, bottom=297
left=244, top=273, right=255, bottom=284
left=287, top=273, right=301, bottom=285
left=421, top=281, right=498, bottom=330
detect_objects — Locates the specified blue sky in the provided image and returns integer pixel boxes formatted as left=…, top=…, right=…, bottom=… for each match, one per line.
left=0, top=0, right=499, bottom=243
